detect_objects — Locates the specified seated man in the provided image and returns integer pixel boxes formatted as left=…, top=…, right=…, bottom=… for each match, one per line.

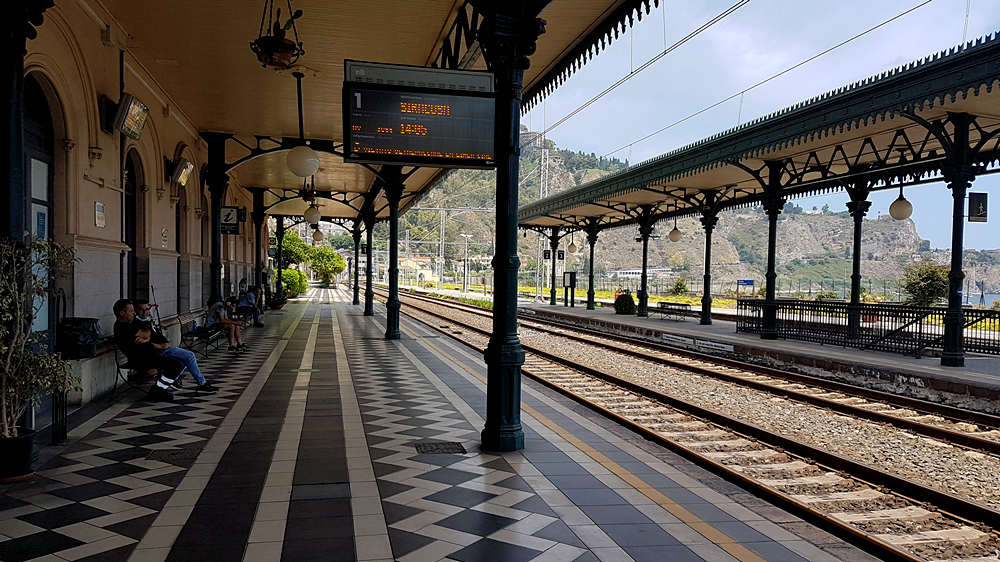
left=236, top=286, right=264, bottom=327
left=134, top=300, right=216, bottom=394
left=112, top=299, right=180, bottom=403
left=207, top=297, right=250, bottom=352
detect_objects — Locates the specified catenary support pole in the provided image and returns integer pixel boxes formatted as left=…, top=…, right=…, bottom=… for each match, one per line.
left=637, top=216, right=652, bottom=318
left=475, top=1, right=548, bottom=451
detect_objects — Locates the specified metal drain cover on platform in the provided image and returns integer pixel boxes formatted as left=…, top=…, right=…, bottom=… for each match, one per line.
left=145, top=449, right=202, bottom=462
left=414, top=442, right=466, bottom=455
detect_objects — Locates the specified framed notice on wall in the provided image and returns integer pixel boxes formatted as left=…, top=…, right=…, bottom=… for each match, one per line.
left=95, top=202, right=106, bottom=228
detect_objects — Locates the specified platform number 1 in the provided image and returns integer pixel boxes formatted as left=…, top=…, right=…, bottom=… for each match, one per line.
left=355, top=92, right=362, bottom=109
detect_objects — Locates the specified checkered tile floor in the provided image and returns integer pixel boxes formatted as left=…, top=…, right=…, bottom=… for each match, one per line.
left=0, top=287, right=874, bottom=562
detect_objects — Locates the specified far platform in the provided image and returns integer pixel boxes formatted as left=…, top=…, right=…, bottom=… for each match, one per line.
left=517, top=299, right=1000, bottom=407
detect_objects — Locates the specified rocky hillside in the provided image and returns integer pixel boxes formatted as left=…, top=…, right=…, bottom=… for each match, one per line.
left=385, top=131, right=1000, bottom=292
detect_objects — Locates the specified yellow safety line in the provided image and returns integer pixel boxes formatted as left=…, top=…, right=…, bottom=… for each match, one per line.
left=418, top=336, right=767, bottom=562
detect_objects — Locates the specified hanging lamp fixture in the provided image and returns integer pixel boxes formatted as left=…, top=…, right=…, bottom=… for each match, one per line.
left=567, top=233, right=578, bottom=254
left=889, top=185, right=913, bottom=220
left=287, top=72, right=320, bottom=177
left=250, top=0, right=305, bottom=69
left=303, top=204, right=321, bottom=225
left=668, top=216, right=682, bottom=242
left=311, top=224, right=324, bottom=242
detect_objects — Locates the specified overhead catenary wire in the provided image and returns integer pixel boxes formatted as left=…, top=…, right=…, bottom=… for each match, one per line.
left=601, top=0, right=934, bottom=159
left=520, top=0, right=749, bottom=149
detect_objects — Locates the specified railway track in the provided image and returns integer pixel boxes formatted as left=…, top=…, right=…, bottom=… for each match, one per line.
left=379, top=288, right=1000, bottom=562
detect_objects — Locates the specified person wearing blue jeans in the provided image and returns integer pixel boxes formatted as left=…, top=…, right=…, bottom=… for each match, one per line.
left=236, top=286, right=264, bottom=327
left=135, top=300, right=217, bottom=394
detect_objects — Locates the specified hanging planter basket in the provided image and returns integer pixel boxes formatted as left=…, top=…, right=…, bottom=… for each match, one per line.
left=251, top=36, right=300, bottom=69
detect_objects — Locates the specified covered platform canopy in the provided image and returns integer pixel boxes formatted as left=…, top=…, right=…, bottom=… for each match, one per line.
left=519, top=33, right=1000, bottom=367
left=96, top=0, right=660, bottom=223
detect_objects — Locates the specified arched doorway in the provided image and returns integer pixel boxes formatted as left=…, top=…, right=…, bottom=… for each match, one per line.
left=175, top=184, right=188, bottom=313
left=24, top=74, right=55, bottom=335
left=124, top=150, right=148, bottom=301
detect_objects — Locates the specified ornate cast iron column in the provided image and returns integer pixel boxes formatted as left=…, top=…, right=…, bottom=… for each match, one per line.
left=201, top=132, right=231, bottom=304
left=252, top=190, right=265, bottom=289
left=352, top=223, right=362, bottom=306
left=383, top=172, right=405, bottom=340
left=476, top=0, right=548, bottom=451
left=3, top=0, right=53, bottom=242
left=700, top=213, right=718, bottom=325
left=761, top=161, right=785, bottom=340
left=275, top=216, right=285, bottom=299
left=941, top=113, right=976, bottom=367
left=637, top=221, right=653, bottom=318
left=586, top=222, right=599, bottom=310
left=845, top=188, right=871, bottom=339
left=364, top=213, right=375, bottom=316
left=548, top=228, right=560, bottom=305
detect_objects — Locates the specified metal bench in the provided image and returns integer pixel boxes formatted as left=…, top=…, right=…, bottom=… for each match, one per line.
left=179, top=320, right=223, bottom=359
left=652, top=301, right=691, bottom=321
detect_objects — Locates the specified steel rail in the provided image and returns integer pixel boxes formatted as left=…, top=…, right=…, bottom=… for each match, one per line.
left=386, top=290, right=1000, bottom=453
left=387, top=295, right=993, bottom=562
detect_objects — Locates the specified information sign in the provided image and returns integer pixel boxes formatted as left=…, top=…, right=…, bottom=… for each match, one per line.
left=343, top=60, right=495, bottom=169
left=737, top=279, right=755, bottom=286
left=543, top=250, right=551, bottom=260
left=221, top=206, right=240, bottom=235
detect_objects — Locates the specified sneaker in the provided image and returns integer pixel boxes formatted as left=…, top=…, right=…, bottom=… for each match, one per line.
left=238, top=344, right=251, bottom=352
left=228, top=346, right=239, bottom=353
left=253, top=323, right=265, bottom=327
left=195, top=382, right=218, bottom=394
left=147, top=387, right=174, bottom=403
left=169, top=378, right=183, bottom=391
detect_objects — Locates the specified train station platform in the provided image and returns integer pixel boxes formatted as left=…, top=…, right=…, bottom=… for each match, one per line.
left=0, top=288, right=878, bottom=562
left=519, top=301, right=1000, bottom=408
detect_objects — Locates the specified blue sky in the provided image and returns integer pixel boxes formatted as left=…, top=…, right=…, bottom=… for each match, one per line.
left=523, top=0, right=1000, bottom=249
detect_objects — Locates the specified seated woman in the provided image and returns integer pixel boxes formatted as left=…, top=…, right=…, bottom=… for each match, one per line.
left=207, top=297, right=250, bottom=352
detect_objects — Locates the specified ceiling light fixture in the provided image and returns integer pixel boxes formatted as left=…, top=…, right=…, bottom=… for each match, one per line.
left=668, top=217, right=682, bottom=242
left=287, top=71, right=319, bottom=177
left=303, top=204, right=321, bottom=225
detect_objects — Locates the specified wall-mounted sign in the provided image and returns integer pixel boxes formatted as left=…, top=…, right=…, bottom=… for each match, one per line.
left=969, top=192, right=987, bottom=223
left=268, top=248, right=276, bottom=257
left=269, top=236, right=276, bottom=246
left=161, top=228, right=168, bottom=249
left=221, top=206, right=240, bottom=234
left=95, top=202, right=106, bottom=228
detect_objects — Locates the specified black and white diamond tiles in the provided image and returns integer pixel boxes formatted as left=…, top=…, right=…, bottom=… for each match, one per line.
left=342, top=336, right=589, bottom=562
left=0, top=329, right=280, bottom=562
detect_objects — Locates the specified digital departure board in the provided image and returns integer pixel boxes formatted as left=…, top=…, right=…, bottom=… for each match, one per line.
left=342, top=82, right=495, bottom=169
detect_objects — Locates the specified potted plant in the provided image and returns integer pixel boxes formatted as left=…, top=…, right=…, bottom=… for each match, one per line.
left=1, top=238, right=79, bottom=481
left=250, top=8, right=304, bottom=68
left=266, top=290, right=287, bottom=310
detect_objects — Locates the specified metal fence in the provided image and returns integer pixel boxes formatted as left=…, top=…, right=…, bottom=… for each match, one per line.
left=736, top=298, right=1000, bottom=356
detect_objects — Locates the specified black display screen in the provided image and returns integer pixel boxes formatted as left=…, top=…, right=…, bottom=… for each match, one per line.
left=343, top=82, right=495, bottom=169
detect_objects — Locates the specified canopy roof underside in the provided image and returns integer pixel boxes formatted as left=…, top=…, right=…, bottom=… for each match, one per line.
left=518, top=33, right=1000, bottom=232
left=98, top=0, right=646, bottom=225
